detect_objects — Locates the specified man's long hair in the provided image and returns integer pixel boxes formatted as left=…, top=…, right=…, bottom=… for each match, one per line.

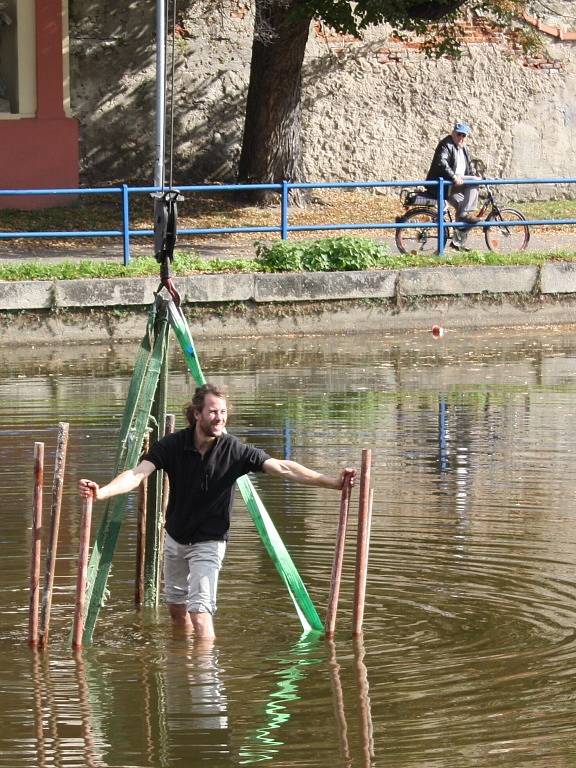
left=184, top=383, right=228, bottom=426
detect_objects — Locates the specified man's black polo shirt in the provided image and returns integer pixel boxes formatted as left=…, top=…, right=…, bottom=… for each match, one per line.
left=142, top=427, right=270, bottom=545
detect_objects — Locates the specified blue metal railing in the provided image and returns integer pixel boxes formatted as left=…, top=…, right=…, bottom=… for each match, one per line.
left=0, top=177, right=574, bottom=264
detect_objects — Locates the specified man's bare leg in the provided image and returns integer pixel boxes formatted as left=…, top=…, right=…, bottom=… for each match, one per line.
left=168, top=603, right=192, bottom=628
left=190, top=611, right=215, bottom=640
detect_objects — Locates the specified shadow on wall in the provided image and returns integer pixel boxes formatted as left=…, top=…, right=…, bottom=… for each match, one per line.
left=69, top=0, right=248, bottom=185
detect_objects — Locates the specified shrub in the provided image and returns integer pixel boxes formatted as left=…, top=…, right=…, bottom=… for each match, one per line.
left=255, top=236, right=390, bottom=272
left=254, top=241, right=305, bottom=271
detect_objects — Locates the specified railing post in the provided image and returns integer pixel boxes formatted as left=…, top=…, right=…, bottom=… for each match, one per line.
left=281, top=180, right=289, bottom=240
left=122, top=184, right=131, bottom=266
left=437, top=179, right=445, bottom=256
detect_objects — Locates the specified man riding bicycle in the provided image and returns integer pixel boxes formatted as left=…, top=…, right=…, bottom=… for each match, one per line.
left=426, top=121, right=481, bottom=251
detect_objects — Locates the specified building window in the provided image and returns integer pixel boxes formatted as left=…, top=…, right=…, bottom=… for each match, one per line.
left=0, top=0, right=35, bottom=117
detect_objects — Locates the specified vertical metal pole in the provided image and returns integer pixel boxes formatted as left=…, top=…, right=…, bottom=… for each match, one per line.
left=325, top=477, right=352, bottom=639
left=39, top=422, right=69, bottom=649
left=122, top=184, right=131, bottom=266
left=353, top=449, right=372, bottom=636
left=29, top=442, right=44, bottom=648
left=72, top=497, right=93, bottom=650
left=135, top=433, right=150, bottom=607
left=439, top=398, right=448, bottom=473
left=154, top=0, right=166, bottom=188
left=437, top=178, right=446, bottom=256
left=281, top=180, right=289, bottom=240
left=283, top=419, right=292, bottom=460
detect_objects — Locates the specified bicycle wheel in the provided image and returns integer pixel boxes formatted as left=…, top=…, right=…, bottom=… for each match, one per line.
left=396, top=208, right=443, bottom=254
left=484, top=208, right=530, bottom=253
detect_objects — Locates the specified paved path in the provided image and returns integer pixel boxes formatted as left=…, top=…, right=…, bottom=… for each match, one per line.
left=0, top=226, right=574, bottom=265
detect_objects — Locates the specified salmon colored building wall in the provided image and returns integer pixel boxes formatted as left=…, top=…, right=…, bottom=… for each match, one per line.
left=0, top=0, right=78, bottom=208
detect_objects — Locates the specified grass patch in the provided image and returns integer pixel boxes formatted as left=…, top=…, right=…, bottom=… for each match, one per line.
left=2, top=242, right=576, bottom=282
left=0, top=253, right=261, bottom=281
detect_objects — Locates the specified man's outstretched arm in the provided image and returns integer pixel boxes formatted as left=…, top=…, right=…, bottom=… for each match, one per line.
left=262, top=458, right=355, bottom=490
left=79, top=459, right=156, bottom=501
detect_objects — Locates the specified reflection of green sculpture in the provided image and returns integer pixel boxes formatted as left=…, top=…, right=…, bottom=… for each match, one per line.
left=238, top=633, right=323, bottom=764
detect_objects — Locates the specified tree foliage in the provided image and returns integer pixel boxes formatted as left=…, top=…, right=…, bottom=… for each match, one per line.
left=294, top=0, right=537, bottom=56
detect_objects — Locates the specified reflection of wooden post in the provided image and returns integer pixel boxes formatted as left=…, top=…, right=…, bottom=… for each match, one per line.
left=353, top=449, right=372, bottom=636
left=72, top=498, right=93, bottom=650
left=29, top=442, right=44, bottom=648
left=326, top=639, right=351, bottom=763
left=74, top=651, right=102, bottom=767
left=354, top=636, right=375, bottom=766
left=135, top=434, right=150, bottom=606
left=39, top=422, right=69, bottom=649
left=32, top=646, right=46, bottom=766
left=325, top=477, right=352, bottom=639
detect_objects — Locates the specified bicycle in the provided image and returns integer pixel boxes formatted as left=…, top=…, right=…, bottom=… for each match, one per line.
left=395, top=165, right=530, bottom=255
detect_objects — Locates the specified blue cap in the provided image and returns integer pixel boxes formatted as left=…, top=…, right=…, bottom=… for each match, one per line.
left=453, top=121, right=471, bottom=135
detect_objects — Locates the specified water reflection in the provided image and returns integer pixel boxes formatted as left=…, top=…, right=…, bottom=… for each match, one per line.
left=29, top=650, right=108, bottom=768
left=162, top=639, right=230, bottom=765
left=328, top=637, right=375, bottom=768
left=5, top=329, right=576, bottom=766
left=24, top=630, right=379, bottom=768
left=239, top=633, right=324, bottom=764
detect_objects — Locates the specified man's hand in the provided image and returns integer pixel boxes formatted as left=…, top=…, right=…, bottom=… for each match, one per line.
left=452, top=175, right=464, bottom=187
left=79, top=479, right=100, bottom=500
left=338, top=468, right=356, bottom=489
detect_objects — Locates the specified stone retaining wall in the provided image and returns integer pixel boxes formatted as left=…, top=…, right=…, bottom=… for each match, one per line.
left=3, top=264, right=576, bottom=345
left=69, top=2, right=576, bottom=194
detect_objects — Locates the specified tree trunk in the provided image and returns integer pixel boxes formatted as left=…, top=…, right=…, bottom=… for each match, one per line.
left=238, top=0, right=312, bottom=203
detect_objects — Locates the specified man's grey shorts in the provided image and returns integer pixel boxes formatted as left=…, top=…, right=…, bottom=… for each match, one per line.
left=163, top=533, right=226, bottom=614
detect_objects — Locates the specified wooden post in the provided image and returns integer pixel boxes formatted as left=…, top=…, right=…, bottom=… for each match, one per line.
left=352, top=449, right=372, bottom=636
left=156, top=413, right=175, bottom=593
left=29, top=442, right=44, bottom=648
left=72, top=497, right=93, bottom=650
left=39, top=422, right=69, bottom=649
left=325, top=476, right=352, bottom=639
left=135, top=433, right=150, bottom=606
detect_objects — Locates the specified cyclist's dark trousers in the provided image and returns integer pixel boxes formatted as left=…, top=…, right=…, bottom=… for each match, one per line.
left=448, top=183, right=479, bottom=219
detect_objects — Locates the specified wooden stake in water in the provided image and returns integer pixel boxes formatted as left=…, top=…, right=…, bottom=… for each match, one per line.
left=29, top=442, right=44, bottom=648
left=72, top=497, right=93, bottom=650
left=39, top=422, right=69, bottom=649
left=325, top=476, right=353, bottom=639
left=157, top=413, right=175, bottom=585
left=353, top=449, right=372, bottom=636
left=135, top=433, right=150, bottom=607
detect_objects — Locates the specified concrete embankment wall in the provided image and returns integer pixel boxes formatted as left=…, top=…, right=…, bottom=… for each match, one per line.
left=3, top=264, right=576, bottom=346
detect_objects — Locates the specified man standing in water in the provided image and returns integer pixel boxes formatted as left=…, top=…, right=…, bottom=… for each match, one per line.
left=79, top=383, right=356, bottom=640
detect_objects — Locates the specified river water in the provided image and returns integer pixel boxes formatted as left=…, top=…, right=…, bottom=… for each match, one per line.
left=2, top=326, right=576, bottom=767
